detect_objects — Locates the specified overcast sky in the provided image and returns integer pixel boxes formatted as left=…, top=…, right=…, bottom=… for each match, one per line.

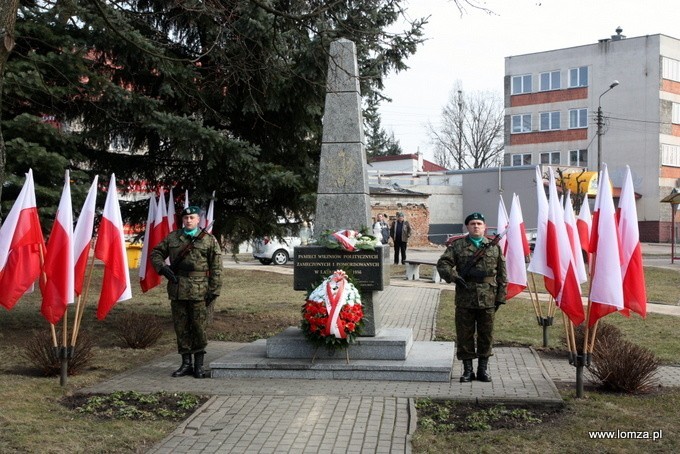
left=379, top=0, right=680, bottom=162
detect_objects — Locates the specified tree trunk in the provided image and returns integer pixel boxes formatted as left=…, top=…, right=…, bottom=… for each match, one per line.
left=0, top=0, right=20, bottom=205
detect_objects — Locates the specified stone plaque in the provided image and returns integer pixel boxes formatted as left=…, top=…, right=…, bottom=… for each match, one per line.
left=294, top=245, right=389, bottom=291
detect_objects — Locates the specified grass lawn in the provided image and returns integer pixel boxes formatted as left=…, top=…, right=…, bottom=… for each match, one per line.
left=414, top=265, right=680, bottom=453
left=0, top=262, right=678, bottom=452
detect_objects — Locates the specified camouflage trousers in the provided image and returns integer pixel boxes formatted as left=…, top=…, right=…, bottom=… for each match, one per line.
left=454, top=306, right=495, bottom=360
left=171, top=300, right=208, bottom=355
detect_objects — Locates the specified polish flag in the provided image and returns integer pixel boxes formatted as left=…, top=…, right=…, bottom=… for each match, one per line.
left=0, top=169, right=46, bottom=310
left=528, top=166, right=553, bottom=283
left=331, top=230, right=358, bottom=251
left=73, top=176, right=98, bottom=296
left=150, top=187, right=170, bottom=256
left=40, top=171, right=75, bottom=324
left=618, top=165, right=647, bottom=318
left=167, top=187, right=177, bottom=232
left=505, top=194, right=530, bottom=300
left=206, top=191, right=215, bottom=233
left=94, top=174, right=131, bottom=319
left=496, top=195, right=508, bottom=253
left=588, top=164, right=624, bottom=327
left=563, top=191, right=588, bottom=284
left=576, top=197, right=592, bottom=266
left=139, top=195, right=160, bottom=292
left=546, top=168, right=585, bottom=325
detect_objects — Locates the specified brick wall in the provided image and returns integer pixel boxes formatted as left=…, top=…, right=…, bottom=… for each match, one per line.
left=639, top=221, right=665, bottom=242
left=371, top=203, right=430, bottom=247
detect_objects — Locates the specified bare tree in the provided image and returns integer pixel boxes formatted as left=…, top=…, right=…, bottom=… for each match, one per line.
left=428, top=85, right=504, bottom=169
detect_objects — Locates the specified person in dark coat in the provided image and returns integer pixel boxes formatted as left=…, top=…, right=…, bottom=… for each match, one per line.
left=389, top=211, right=412, bottom=265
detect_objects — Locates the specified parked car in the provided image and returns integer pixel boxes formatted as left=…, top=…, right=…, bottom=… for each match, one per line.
left=252, top=234, right=301, bottom=265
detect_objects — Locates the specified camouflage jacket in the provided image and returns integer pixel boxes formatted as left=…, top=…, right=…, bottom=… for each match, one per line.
left=151, top=230, right=222, bottom=301
left=436, top=236, right=507, bottom=309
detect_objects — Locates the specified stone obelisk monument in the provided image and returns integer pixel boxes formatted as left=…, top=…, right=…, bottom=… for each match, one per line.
left=314, top=38, right=384, bottom=336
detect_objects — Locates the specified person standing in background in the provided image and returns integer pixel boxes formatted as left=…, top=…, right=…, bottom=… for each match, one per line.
left=372, top=213, right=389, bottom=244
left=390, top=211, right=412, bottom=265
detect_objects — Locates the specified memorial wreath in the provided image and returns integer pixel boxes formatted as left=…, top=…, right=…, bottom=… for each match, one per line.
left=301, top=270, right=364, bottom=351
left=317, top=228, right=380, bottom=252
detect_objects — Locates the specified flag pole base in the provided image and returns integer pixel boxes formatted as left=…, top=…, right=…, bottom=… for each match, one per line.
left=575, top=354, right=585, bottom=398
left=538, top=317, right=553, bottom=347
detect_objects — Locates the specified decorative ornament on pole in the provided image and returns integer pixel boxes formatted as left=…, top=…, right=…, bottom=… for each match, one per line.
left=596, top=80, right=619, bottom=175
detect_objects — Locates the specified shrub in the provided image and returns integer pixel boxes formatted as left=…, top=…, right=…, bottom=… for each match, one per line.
left=113, top=312, right=163, bottom=349
left=589, top=336, right=660, bottom=393
left=566, top=322, right=623, bottom=353
left=23, top=329, right=94, bottom=376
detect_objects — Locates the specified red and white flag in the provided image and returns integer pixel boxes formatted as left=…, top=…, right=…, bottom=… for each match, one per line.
left=618, top=165, right=647, bottom=318
left=206, top=191, right=215, bottom=233
left=139, top=195, right=160, bottom=292
left=94, top=174, right=132, bottom=319
left=505, top=194, right=530, bottom=300
left=496, top=195, right=508, bottom=253
left=528, top=166, right=552, bottom=280
left=0, top=169, right=46, bottom=310
left=588, top=164, right=624, bottom=327
left=40, top=170, right=75, bottom=324
left=73, top=176, right=98, bottom=296
left=546, top=168, right=585, bottom=325
left=151, top=187, right=170, bottom=254
left=167, top=187, right=177, bottom=232
left=576, top=196, right=592, bottom=266
left=563, top=191, right=588, bottom=284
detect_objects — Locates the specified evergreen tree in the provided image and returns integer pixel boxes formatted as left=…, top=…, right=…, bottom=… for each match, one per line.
left=1, top=1, right=426, bottom=245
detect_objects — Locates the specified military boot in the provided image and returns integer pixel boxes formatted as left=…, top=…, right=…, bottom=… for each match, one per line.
left=171, top=353, right=193, bottom=377
left=459, top=359, right=475, bottom=382
left=193, top=352, right=206, bottom=379
left=477, top=357, right=492, bottom=382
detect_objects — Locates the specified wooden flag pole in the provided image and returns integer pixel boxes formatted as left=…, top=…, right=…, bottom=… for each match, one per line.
left=530, top=273, right=544, bottom=319
left=527, top=273, right=542, bottom=321
left=70, top=294, right=83, bottom=347
left=60, top=310, right=69, bottom=387
left=72, top=237, right=98, bottom=346
left=561, top=311, right=574, bottom=364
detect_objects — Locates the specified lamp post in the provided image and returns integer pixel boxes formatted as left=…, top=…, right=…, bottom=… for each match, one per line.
left=596, top=80, right=619, bottom=175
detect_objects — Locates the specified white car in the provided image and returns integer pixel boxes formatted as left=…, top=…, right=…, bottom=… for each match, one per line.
left=252, top=235, right=301, bottom=265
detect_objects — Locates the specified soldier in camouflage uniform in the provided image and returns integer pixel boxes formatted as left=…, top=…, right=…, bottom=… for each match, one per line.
left=437, top=212, right=507, bottom=383
left=151, top=206, right=222, bottom=379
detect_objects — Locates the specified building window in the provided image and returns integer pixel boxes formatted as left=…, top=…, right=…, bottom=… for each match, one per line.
left=511, top=114, right=532, bottom=133
left=569, top=108, right=588, bottom=128
left=661, top=144, right=680, bottom=167
left=540, top=151, right=560, bottom=165
left=569, top=149, right=588, bottom=167
left=512, top=74, right=532, bottom=94
left=540, top=70, right=560, bottom=91
left=511, top=153, right=532, bottom=166
left=569, top=66, right=588, bottom=88
left=540, top=111, right=560, bottom=131
left=663, top=57, right=680, bottom=83
left=672, top=103, right=680, bottom=124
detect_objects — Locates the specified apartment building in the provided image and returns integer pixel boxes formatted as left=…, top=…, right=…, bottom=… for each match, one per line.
left=504, top=28, right=680, bottom=242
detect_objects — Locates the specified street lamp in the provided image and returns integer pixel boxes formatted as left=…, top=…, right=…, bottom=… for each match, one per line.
left=596, top=80, right=619, bottom=174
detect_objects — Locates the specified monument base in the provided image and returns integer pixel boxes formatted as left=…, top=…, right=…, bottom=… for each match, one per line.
left=209, top=327, right=454, bottom=382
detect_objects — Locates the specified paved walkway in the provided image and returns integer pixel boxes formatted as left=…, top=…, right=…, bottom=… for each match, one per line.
left=81, top=249, right=680, bottom=454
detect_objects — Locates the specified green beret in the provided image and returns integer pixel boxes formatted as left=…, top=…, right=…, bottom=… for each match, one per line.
left=181, top=205, right=201, bottom=216
left=396, top=211, right=404, bottom=217
left=464, top=212, right=485, bottom=224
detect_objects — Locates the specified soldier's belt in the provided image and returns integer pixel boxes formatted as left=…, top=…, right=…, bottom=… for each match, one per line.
left=176, top=271, right=210, bottom=277
left=468, top=276, right=496, bottom=284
